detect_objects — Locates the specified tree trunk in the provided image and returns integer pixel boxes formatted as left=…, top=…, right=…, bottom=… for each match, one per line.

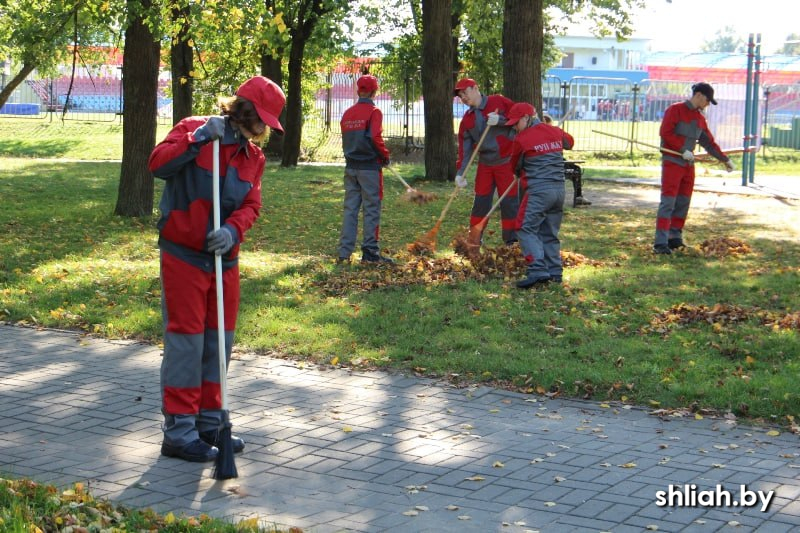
left=503, top=0, right=543, bottom=115
left=0, top=63, right=36, bottom=109
left=421, top=0, right=455, bottom=182
left=170, top=4, right=193, bottom=124
left=115, top=0, right=160, bottom=217
left=280, top=37, right=305, bottom=167
left=260, top=54, right=284, bottom=157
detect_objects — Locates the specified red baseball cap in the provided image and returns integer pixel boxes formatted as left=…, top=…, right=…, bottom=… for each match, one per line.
left=236, top=76, right=286, bottom=133
left=357, top=75, right=379, bottom=93
left=506, top=102, right=536, bottom=126
left=454, top=78, right=477, bottom=96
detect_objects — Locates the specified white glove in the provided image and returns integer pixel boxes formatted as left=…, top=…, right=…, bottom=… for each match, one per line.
left=207, top=225, right=236, bottom=255
left=681, top=149, right=694, bottom=162
left=487, top=112, right=500, bottom=126
left=455, top=174, right=467, bottom=188
left=724, top=160, right=735, bottom=172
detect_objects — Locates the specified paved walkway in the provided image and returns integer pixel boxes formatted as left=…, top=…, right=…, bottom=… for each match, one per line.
left=2, top=324, right=800, bottom=532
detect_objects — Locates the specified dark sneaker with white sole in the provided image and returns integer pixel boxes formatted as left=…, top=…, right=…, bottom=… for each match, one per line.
left=199, top=430, right=245, bottom=453
left=667, top=238, right=686, bottom=250
left=516, top=274, right=551, bottom=289
left=161, top=438, right=218, bottom=462
left=653, top=244, right=672, bottom=255
left=361, top=252, right=395, bottom=264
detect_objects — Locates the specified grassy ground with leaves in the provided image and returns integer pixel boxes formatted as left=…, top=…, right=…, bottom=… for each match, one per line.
left=1, top=119, right=799, bottom=529
left=0, top=477, right=291, bottom=532
left=1, top=151, right=799, bottom=423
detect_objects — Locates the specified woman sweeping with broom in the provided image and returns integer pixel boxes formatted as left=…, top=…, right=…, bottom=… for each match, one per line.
left=148, top=76, right=285, bottom=468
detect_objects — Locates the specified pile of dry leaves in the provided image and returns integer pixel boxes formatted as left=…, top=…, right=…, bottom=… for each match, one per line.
left=316, top=239, right=604, bottom=296
left=647, top=303, right=800, bottom=334
left=700, top=236, right=752, bottom=257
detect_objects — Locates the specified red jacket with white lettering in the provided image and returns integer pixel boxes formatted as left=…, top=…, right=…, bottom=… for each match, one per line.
left=511, top=118, right=575, bottom=189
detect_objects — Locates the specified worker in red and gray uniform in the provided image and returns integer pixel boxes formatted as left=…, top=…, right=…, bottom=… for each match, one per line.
left=654, top=82, right=734, bottom=254
left=453, top=78, right=518, bottom=245
left=149, top=76, right=285, bottom=463
left=506, top=102, right=574, bottom=289
left=337, top=74, right=393, bottom=264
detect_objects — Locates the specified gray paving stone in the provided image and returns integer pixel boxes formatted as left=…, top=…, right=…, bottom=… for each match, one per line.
left=3, top=324, right=800, bottom=532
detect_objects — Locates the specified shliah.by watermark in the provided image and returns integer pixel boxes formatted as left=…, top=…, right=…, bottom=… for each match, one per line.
left=655, top=484, right=775, bottom=512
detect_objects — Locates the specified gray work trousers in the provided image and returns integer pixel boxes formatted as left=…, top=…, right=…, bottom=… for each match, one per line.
left=517, top=184, right=565, bottom=279
left=338, top=167, right=383, bottom=258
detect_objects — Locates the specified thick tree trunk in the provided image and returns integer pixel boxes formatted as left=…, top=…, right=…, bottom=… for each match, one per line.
left=115, top=0, right=160, bottom=217
left=280, top=39, right=305, bottom=167
left=503, top=0, right=543, bottom=115
left=421, top=0, right=455, bottom=182
left=170, top=4, right=193, bottom=124
left=261, top=54, right=284, bottom=157
left=0, top=63, right=36, bottom=109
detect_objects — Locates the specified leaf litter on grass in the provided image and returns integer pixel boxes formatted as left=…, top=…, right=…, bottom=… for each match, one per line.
left=315, top=239, right=605, bottom=296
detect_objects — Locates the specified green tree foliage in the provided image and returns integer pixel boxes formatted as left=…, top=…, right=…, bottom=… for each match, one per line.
left=0, top=0, right=123, bottom=109
left=777, top=33, right=800, bottom=56
left=701, top=25, right=746, bottom=54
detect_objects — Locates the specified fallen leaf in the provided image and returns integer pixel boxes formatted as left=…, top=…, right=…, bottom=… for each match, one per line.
left=457, top=515, right=471, bottom=520
left=544, top=501, right=556, bottom=507
left=618, top=462, right=637, bottom=468
left=446, top=504, right=460, bottom=511
left=402, top=510, right=419, bottom=516
left=493, top=461, right=505, bottom=468
left=464, top=475, right=485, bottom=481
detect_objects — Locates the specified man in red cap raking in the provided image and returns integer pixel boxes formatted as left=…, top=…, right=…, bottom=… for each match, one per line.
left=505, top=102, right=574, bottom=289
left=149, top=76, right=285, bottom=462
left=453, top=78, right=518, bottom=245
left=654, top=81, right=734, bottom=255
left=337, top=74, right=393, bottom=264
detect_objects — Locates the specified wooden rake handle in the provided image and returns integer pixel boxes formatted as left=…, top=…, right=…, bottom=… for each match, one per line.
left=592, top=129, right=682, bottom=157
left=385, top=165, right=416, bottom=192
left=436, top=117, right=495, bottom=223
left=472, top=178, right=519, bottom=231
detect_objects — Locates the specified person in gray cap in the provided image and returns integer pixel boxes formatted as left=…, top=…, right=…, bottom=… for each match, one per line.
left=654, top=82, right=734, bottom=255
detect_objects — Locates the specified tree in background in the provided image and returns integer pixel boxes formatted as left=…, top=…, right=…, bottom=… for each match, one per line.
left=777, top=34, right=800, bottom=56
left=115, top=0, right=161, bottom=217
left=421, top=0, right=456, bottom=182
left=0, top=0, right=122, bottom=110
left=701, top=25, right=745, bottom=54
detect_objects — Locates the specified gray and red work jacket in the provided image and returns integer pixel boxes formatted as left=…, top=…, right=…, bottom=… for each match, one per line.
left=510, top=118, right=575, bottom=191
left=660, top=100, right=729, bottom=166
left=456, top=94, right=516, bottom=173
left=340, top=97, right=389, bottom=170
left=148, top=116, right=264, bottom=272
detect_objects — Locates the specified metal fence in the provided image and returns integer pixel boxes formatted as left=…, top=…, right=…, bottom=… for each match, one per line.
left=4, top=67, right=800, bottom=159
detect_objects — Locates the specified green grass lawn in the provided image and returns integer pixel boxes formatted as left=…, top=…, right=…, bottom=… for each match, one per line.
left=1, top=139, right=799, bottom=425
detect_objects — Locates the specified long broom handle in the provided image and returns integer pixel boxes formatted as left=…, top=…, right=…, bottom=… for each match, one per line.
left=435, top=120, right=494, bottom=224
left=472, top=178, right=519, bottom=229
left=212, top=139, right=229, bottom=412
left=385, top=165, right=415, bottom=191
left=592, top=129, right=682, bottom=156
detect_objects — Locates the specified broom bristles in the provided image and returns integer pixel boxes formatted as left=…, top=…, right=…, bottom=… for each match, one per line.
left=402, top=189, right=437, bottom=204
left=407, top=221, right=441, bottom=255
left=212, top=412, right=238, bottom=480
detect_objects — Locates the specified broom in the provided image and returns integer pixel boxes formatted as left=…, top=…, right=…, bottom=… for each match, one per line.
left=466, top=177, right=519, bottom=251
left=386, top=166, right=436, bottom=204
left=592, top=130, right=753, bottom=162
left=408, top=122, right=492, bottom=254
left=211, top=138, right=237, bottom=480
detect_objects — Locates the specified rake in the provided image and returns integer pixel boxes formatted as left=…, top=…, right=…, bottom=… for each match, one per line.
left=385, top=166, right=436, bottom=204
left=408, top=125, right=492, bottom=254
left=465, top=177, right=519, bottom=254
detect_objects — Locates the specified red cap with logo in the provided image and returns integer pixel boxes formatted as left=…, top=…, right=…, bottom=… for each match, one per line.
left=454, top=78, right=477, bottom=96
left=505, top=102, right=536, bottom=126
left=357, top=75, right=379, bottom=93
left=236, top=76, right=286, bottom=133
